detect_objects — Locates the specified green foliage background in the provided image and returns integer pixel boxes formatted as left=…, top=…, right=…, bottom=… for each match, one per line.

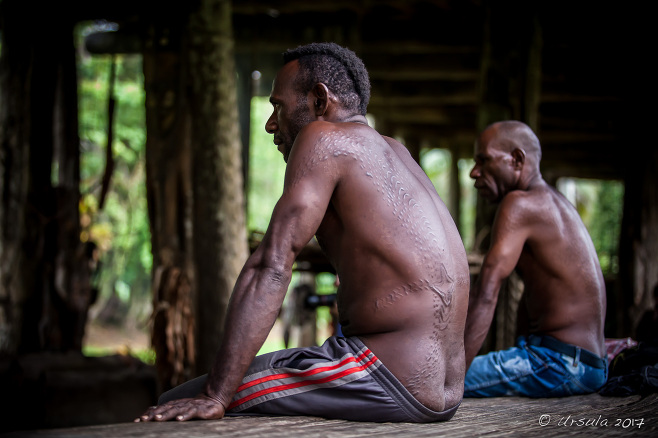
left=560, top=178, right=624, bottom=275
left=421, top=148, right=477, bottom=251
left=76, top=23, right=152, bottom=331
left=247, top=96, right=286, bottom=233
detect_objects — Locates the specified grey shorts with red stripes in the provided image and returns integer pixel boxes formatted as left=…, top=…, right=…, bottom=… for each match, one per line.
left=158, top=336, right=459, bottom=423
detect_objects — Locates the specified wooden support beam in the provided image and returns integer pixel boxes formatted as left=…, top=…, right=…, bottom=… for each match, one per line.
left=474, top=0, right=543, bottom=353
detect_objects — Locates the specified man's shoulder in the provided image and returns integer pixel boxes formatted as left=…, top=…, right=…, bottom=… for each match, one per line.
left=503, top=183, right=557, bottom=205
left=287, top=122, right=381, bottom=178
left=499, top=186, right=573, bottom=232
left=295, top=120, right=382, bottom=154
left=295, top=120, right=334, bottom=141
left=500, top=188, right=539, bottom=210
left=497, top=188, right=551, bottom=224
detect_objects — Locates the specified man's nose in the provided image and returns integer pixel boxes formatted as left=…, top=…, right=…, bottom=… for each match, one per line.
left=469, top=165, right=480, bottom=179
left=265, top=112, right=277, bottom=134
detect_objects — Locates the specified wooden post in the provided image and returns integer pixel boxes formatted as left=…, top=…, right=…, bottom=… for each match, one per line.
left=0, top=1, right=93, bottom=355
left=618, top=148, right=658, bottom=338
left=187, top=0, right=249, bottom=375
left=475, top=0, right=542, bottom=352
left=143, top=17, right=196, bottom=390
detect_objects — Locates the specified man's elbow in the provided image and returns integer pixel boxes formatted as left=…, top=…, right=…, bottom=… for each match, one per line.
left=472, top=266, right=506, bottom=303
left=478, top=290, right=500, bottom=306
left=249, top=243, right=295, bottom=282
left=470, top=280, right=502, bottom=308
left=258, top=251, right=293, bottom=286
left=264, top=265, right=291, bottom=286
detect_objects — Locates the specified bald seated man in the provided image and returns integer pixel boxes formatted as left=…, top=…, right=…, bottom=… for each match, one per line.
left=464, top=120, right=607, bottom=397
left=136, top=42, right=469, bottom=423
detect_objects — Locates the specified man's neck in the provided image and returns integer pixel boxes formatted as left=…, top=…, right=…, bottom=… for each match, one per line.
left=522, top=173, right=546, bottom=191
left=330, top=112, right=369, bottom=126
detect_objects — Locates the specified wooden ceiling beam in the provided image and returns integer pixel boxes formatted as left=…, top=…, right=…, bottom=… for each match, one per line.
left=369, top=106, right=476, bottom=125
left=540, top=94, right=624, bottom=104
left=360, top=43, right=480, bottom=55
left=369, top=70, right=479, bottom=81
left=369, top=93, right=478, bottom=106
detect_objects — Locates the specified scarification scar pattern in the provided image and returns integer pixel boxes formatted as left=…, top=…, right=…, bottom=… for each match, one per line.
left=287, top=129, right=462, bottom=397
left=288, top=129, right=455, bottom=323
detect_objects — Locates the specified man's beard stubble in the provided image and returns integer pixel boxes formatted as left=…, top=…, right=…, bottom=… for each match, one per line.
left=283, top=103, right=314, bottom=162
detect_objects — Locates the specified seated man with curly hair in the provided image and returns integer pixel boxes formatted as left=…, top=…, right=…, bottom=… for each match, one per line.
left=136, top=42, right=469, bottom=423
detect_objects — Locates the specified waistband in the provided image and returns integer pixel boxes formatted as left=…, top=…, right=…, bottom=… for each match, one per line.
left=527, top=335, right=606, bottom=369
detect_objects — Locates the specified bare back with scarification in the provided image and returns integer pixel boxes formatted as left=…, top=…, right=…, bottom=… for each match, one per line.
left=292, top=122, right=469, bottom=412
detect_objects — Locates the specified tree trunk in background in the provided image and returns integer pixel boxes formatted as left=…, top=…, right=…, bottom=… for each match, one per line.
left=0, top=1, right=92, bottom=356
left=187, top=0, right=248, bottom=375
left=144, top=20, right=196, bottom=391
left=0, top=1, right=32, bottom=356
left=145, top=0, right=247, bottom=388
left=618, top=148, right=658, bottom=338
left=51, top=15, right=91, bottom=353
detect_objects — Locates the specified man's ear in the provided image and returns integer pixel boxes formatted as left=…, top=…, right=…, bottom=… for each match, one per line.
left=312, top=83, right=330, bottom=117
left=511, top=148, right=526, bottom=170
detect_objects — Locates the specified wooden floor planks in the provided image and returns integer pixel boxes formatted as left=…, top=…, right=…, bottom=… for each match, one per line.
left=4, top=393, right=656, bottom=437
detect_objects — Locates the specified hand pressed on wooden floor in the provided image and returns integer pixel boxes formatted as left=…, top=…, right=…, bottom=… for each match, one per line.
left=135, top=395, right=225, bottom=422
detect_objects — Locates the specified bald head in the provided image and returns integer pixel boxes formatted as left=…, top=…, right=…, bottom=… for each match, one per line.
left=471, top=121, right=544, bottom=201
left=483, top=121, right=542, bottom=166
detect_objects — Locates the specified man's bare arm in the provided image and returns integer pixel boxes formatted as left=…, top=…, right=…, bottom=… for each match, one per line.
left=135, top=220, right=309, bottom=422
left=464, top=197, right=529, bottom=368
left=136, top=125, right=341, bottom=422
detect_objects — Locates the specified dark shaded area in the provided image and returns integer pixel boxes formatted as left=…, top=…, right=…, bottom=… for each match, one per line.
left=0, top=354, right=156, bottom=433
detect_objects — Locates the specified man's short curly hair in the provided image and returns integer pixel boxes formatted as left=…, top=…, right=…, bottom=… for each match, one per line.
left=283, top=42, right=371, bottom=116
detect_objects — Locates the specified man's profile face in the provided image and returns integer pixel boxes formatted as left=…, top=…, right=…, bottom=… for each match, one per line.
left=265, top=61, right=313, bottom=163
left=470, top=128, right=517, bottom=203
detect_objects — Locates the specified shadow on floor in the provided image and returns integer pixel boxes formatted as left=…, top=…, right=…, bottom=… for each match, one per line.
left=0, top=352, right=157, bottom=433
